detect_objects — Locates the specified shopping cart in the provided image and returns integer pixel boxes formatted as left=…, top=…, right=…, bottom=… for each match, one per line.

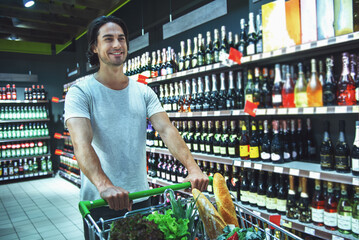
left=79, top=178, right=303, bottom=240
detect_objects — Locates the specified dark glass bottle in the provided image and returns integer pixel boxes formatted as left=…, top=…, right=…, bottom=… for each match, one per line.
left=239, top=121, right=250, bottom=160
left=337, top=52, right=356, bottom=105
left=335, top=120, right=350, bottom=173
left=337, top=183, right=353, bottom=234
left=220, top=25, right=229, bottom=55
left=210, top=74, right=219, bottom=111
left=256, top=171, right=267, bottom=210
left=205, top=31, right=214, bottom=65
left=172, top=82, right=179, bottom=112
left=306, top=118, right=316, bottom=161
left=212, top=29, right=220, bottom=63
left=282, top=120, right=291, bottom=162
left=320, top=121, right=334, bottom=171
left=323, top=57, right=337, bottom=106
left=190, top=79, right=197, bottom=112
left=262, top=68, right=272, bottom=108
left=217, top=73, right=227, bottom=110
left=266, top=172, right=277, bottom=213
left=184, top=80, right=192, bottom=112
left=213, top=120, right=221, bottom=156
left=199, top=121, right=207, bottom=153
left=228, top=120, right=239, bottom=158
left=272, top=64, right=283, bottom=108
left=178, top=41, right=186, bottom=72
left=260, top=120, right=271, bottom=162
left=286, top=175, right=298, bottom=219
left=192, top=121, right=201, bottom=153
left=311, top=179, right=325, bottom=226
left=220, top=120, right=229, bottom=157
left=178, top=81, right=186, bottom=112
left=277, top=174, right=287, bottom=215
left=226, top=71, right=236, bottom=110
left=253, top=67, right=261, bottom=106
left=186, top=121, right=194, bottom=151
left=297, top=119, right=305, bottom=161
left=235, top=71, right=244, bottom=109
left=240, top=168, right=250, bottom=205
left=244, top=70, right=254, bottom=104
left=205, top=120, right=214, bottom=155
left=195, top=77, right=204, bottom=112
left=249, top=121, right=260, bottom=161
left=197, top=33, right=205, bottom=67
left=238, top=18, right=247, bottom=56
left=352, top=121, right=359, bottom=176
left=202, top=75, right=211, bottom=111
left=191, top=37, right=198, bottom=69
left=271, top=120, right=284, bottom=164
left=298, top=177, right=311, bottom=223
left=184, top=39, right=192, bottom=70
left=229, top=166, right=240, bottom=200
left=246, top=12, right=256, bottom=55
left=248, top=169, right=258, bottom=207
left=256, top=12, right=263, bottom=54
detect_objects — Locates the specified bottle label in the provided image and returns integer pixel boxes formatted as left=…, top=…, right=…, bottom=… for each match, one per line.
left=208, top=184, right=213, bottom=193
left=249, top=146, right=259, bottom=159
left=356, top=87, right=359, bottom=101
left=261, top=152, right=270, bottom=160
left=311, top=208, right=324, bottom=223
left=353, top=158, right=359, bottom=171
left=338, top=214, right=352, bottom=230
left=352, top=218, right=359, bottom=234
left=320, top=154, right=334, bottom=168
left=220, top=147, right=227, bottom=155
left=277, top=199, right=287, bottom=212
left=193, top=144, right=198, bottom=152
left=272, top=94, right=282, bottom=104
left=324, top=211, right=337, bottom=227
left=213, top=146, right=220, bottom=154
left=240, top=190, right=249, bottom=203
left=200, top=144, right=205, bottom=152
left=228, top=147, right=235, bottom=156
left=271, top=153, right=281, bottom=161
left=245, top=94, right=253, bottom=103
left=335, top=156, right=349, bottom=171
left=248, top=192, right=257, bottom=205
left=247, top=44, right=255, bottom=56
left=256, top=195, right=266, bottom=207
left=178, top=176, right=184, bottom=183
left=240, top=145, right=249, bottom=158
left=266, top=197, right=277, bottom=210
left=205, top=145, right=211, bottom=153
left=283, top=152, right=290, bottom=160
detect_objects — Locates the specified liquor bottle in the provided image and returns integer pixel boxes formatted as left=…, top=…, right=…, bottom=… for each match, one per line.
left=163, top=84, right=170, bottom=112
left=195, top=77, right=204, bottom=111
left=205, top=31, right=213, bottom=65
left=150, top=51, right=157, bottom=78
left=323, top=57, right=337, bottom=106
left=2, top=87, right=6, bottom=100
left=11, top=84, right=17, bottom=100
left=248, top=170, right=258, bottom=207
left=260, top=120, right=271, bottom=162
left=320, top=121, right=335, bottom=171
left=172, top=82, right=179, bottom=112
left=298, top=177, right=311, bottom=223
left=239, top=121, right=250, bottom=160
left=337, top=52, right=356, bottom=105
left=202, top=75, right=211, bottom=111
left=311, top=179, right=325, bottom=226
left=186, top=121, right=194, bottom=151
left=228, top=31, right=234, bottom=50
left=192, top=121, right=201, bottom=153
left=234, top=33, right=240, bottom=50
left=178, top=41, right=186, bottom=72
left=335, top=120, right=350, bottom=173
left=171, top=159, right=178, bottom=183
left=307, top=59, right=323, bottom=107
left=228, top=120, right=239, bottom=158
left=223, top=164, right=231, bottom=190
left=213, top=120, right=221, bottom=156
left=337, top=183, right=352, bottom=234
left=282, top=120, right=291, bottom=162
left=197, top=33, right=205, bottom=67
left=294, top=63, right=308, bottom=107
left=191, top=37, right=198, bottom=69
left=272, top=64, right=283, bottom=108
left=238, top=18, right=247, bottom=56
left=229, top=166, right=240, bottom=200
left=213, top=28, right=220, bottom=63
left=185, top=39, right=192, bottom=70
left=178, top=81, right=186, bottom=112
left=324, top=181, right=338, bottom=230
left=256, top=12, right=263, bottom=54
left=306, top=118, right=316, bottom=161
left=205, top=120, right=214, bottom=155
left=297, top=119, right=305, bottom=161
left=5, top=84, right=11, bottom=100
left=266, top=172, right=277, bottom=213
left=208, top=162, right=215, bottom=194
left=319, top=60, right=325, bottom=86
left=282, top=65, right=295, bottom=108
left=166, top=47, right=174, bottom=75
left=252, top=67, right=261, bottom=106
left=271, top=120, right=283, bottom=164
left=184, top=79, right=192, bottom=112
left=275, top=174, right=286, bottom=215
left=220, top=25, right=228, bottom=55
left=166, top=156, right=173, bottom=182
left=355, top=55, right=359, bottom=105
left=262, top=68, right=272, bottom=108
left=240, top=168, right=250, bottom=205
left=155, top=50, right=162, bottom=77
left=158, top=85, right=165, bottom=108
left=246, top=12, right=256, bottom=55
left=235, top=71, right=244, bottom=109
left=245, top=70, right=254, bottom=103
left=249, top=121, right=260, bottom=161
left=286, top=175, right=298, bottom=219
left=352, top=186, right=359, bottom=238
left=226, top=71, right=236, bottom=110
left=351, top=121, right=359, bottom=176
left=217, top=73, right=227, bottom=110
left=160, top=48, right=167, bottom=76
left=220, top=120, right=228, bottom=157
left=199, top=121, right=207, bottom=153
left=256, top=171, right=267, bottom=210
left=210, top=74, right=219, bottom=111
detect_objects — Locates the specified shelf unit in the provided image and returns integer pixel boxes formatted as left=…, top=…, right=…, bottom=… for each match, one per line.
left=59, top=169, right=81, bottom=186
left=0, top=136, right=51, bottom=143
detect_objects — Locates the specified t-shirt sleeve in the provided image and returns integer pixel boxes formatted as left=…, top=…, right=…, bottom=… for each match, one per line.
left=64, top=85, right=91, bottom=127
left=145, top=86, right=164, bottom=118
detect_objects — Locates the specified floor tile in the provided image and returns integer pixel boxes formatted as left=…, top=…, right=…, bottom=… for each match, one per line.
left=0, top=232, right=19, bottom=240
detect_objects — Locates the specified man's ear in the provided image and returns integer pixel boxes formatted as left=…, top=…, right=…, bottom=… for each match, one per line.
left=92, top=44, right=98, bottom=54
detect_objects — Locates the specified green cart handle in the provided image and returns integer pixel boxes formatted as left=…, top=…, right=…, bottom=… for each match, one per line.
left=79, top=176, right=213, bottom=218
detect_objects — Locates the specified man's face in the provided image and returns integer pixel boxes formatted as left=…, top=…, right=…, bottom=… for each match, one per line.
left=93, top=22, right=128, bottom=67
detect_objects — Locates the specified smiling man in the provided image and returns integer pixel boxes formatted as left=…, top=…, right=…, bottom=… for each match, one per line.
left=64, top=16, right=209, bottom=240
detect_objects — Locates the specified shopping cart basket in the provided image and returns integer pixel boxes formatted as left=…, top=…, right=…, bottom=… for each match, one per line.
left=79, top=177, right=303, bottom=240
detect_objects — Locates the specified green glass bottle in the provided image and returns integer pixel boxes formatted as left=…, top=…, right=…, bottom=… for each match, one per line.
left=352, top=186, right=359, bottom=238
left=337, top=183, right=352, bottom=234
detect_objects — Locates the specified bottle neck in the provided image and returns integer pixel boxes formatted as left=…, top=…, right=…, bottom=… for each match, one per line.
left=220, top=74, right=226, bottom=91
left=274, top=66, right=281, bottom=84
left=342, top=55, right=350, bottom=76
left=228, top=73, right=235, bottom=90
left=191, top=82, right=197, bottom=95
left=204, top=77, right=211, bottom=92
left=236, top=72, right=242, bottom=89
left=212, top=76, right=218, bottom=92
left=354, top=125, right=359, bottom=146
left=197, top=80, right=204, bottom=94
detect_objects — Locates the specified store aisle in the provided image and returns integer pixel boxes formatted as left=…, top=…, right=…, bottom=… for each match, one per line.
left=0, top=174, right=84, bottom=240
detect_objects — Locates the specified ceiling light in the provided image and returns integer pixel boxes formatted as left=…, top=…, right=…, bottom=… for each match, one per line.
left=23, top=0, right=35, bottom=8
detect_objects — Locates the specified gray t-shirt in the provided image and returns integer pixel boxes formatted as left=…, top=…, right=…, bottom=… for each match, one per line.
left=64, top=75, right=164, bottom=202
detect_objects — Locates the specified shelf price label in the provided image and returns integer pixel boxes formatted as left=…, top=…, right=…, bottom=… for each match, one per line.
left=289, top=168, right=300, bottom=176
left=234, top=161, right=242, bottom=167
left=267, top=109, right=276, bottom=115
left=303, top=107, right=314, bottom=114
left=335, top=106, right=347, bottom=114
left=232, top=110, right=240, bottom=116
left=214, top=111, right=221, bottom=116
left=353, top=177, right=359, bottom=186
left=274, top=166, right=283, bottom=174
left=332, top=235, right=344, bottom=240
left=309, top=171, right=321, bottom=179
left=277, top=108, right=287, bottom=115
left=254, top=163, right=262, bottom=170
left=202, top=112, right=208, bottom=117
left=150, top=148, right=155, bottom=153
left=175, top=113, right=180, bottom=118
left=288, top=108, right=298, bottom=115
left=152, top=178, right=157, bottom=184
left=187, top=112, right=193, bottom=117
left=316, top=107, right=327, bottom=114
left=256, top=109, right=266, bottom=115
left=243, top=161, right=251, bottom=168
left=304, top=227, right=315, bottom=236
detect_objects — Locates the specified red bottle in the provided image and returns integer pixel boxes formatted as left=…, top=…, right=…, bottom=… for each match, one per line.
left=282, top=65, right=295, bottom=108
left=337, top=52, right=356, bottom=105
left=5, top=85, right=11, bottom=100
left=2, top=87, right=6, bottom=100
left=11, top=84, right=17, bottom=100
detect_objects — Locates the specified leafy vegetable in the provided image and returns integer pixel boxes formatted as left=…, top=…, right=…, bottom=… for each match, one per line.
left=109, top=214, right=164, bottom=240
left=145, top=209, right=189, bottom=240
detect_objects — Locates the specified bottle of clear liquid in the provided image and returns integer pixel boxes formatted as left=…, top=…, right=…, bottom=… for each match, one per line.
left=307, top=59, right=323, bottom=107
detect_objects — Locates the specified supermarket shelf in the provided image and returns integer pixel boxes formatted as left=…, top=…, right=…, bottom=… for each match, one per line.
left=0, top=153, right=51, bottom=162
left=59, top=170, right=81, bottom=186
left=0, top=171, right=53, bottom=183
left=237, top=202, right=356, bottom=240
left=147, top=32, right=359, bottom=85
left=146, top=147, right=359, bottom=186
left=0, top=136, right=50, bottom=143
left=0, top=100, right=49, bottom=104
left=61, top=151, right=75, bottom=159
left=166, top=106, right=359, bottom=118
left=0, top=118, right=50, bottom=123
left=147, top=176, right=191, bottom=196
left=58, top=99, right=65, bottom=103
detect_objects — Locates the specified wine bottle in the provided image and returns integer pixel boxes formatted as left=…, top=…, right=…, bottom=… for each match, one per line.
left=238, top=19, right=247, bottom=56
left=184, top=80, right=192, bottom=112
left=240, top=168, right=250, bottom=205
left=220, top=120, right=229, bottom=157
left=160, top=48, right=167, bottom=76
left=307, top=59, right=323, bottom=107
left=199, top=121, right=207, bottom=153
left=196, top=77, right=204, bottom=112
left=352, top=121, right=359, bottom=176
left=197, top=34, right=205, bottom=67
left=226, top=71, right=236, bottom=110
left=205, top=31, right=214, bottom=65
left=272, top=64, right=283, bottom=108
left=266, top=172, right=277, bottom=213
left=282, top=65, right=295, bottom=108
left=218, top=73, right=227, bottom=110
left=335, top=120, right=350, bottom=173
left=220, top=25, right=229, bottom=55
left=311, top=179, right=325, bottom=226
left=186, top=121, right=194, bottom=151
left=337, top=52, right=356, bottom=105
left=202, top=75, right=211, bottom=111
left=245, top=70, right=254, bottom=103
left=282, top=120, right=291, bottom=162
left=260, top=120, right=271, bottom=162
left=228, top=120, right=239, bottom=158
left=320, top=121, right=335, bottom=171
left=337, top=183, right=352, bottom=234
left=248, top=169, right=258, bottom=207
left=191, top=37, right=198, bottom=69
left=294, top=63, right=308, bottom=107
left=171, top=159, right=178, bottom=183
left=205, top=120, right=214, bottom=155
left=246, top=12, right=256, bottom=56
left=239, top=121, right=250, bottom=160
left=271, top=120, right=284, bottom=164
left=323, top=57, right=337, bottom=106
left=178, top=81, right=186, bottom=112
left=178, top=41, right=186, bottom=72
left=213, top=120, right=221, bottom=156
left=256, top=170, right=267, bottom=210
left=324, top=181, right=338, bottom=230
left=306, top=118, right=316, bottom=161
left=355, top=55, right=359, bottom=105
left=286, top=175, right=298, bottom=219
left=262, top=68, right=272, bottom=108
left=223, top=164, right=231, bottom=190
left=172, top=82, right=179, bottom=112
left=229, top=166, right=240, bottom=200
left=298, top=177, right=311, bottom=223
left=253, top=67, right=261, bottom=106
left=190, top=79, right=197, bottom=112
left=185, top=39, right=192, bottom=70
left=235, top=71, right=244, bottom=109
left=163, top=84, right=170, bottom=112
left=249, top=121, right=260, bottom=161
left=166, top=47, right=174, bottom=75
left=297, top=119, right=305, bottom=161
left=210, top=74, right=219, bottom=111
left=256, top=12, right=263, bottom=54
left=213, top=28, right=220, bottom=63
left=277, top=174, right=287, bottom=215
left=352, top=186, right=359, bottom=238
left=192, top=121, right=201, bottom=153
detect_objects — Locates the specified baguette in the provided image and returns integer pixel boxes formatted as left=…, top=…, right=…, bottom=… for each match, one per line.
left=192, top=188, right=226, bottom=240
left=213, top=173, right=239, bottom=227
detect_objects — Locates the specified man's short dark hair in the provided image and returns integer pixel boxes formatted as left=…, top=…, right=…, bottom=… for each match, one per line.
left=86, top=16, right=129, bottom=66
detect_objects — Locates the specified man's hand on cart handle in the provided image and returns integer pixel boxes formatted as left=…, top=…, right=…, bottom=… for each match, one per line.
left=99, top=185, right=133, bottom=211
left=183, top=169, right=209, bottom=192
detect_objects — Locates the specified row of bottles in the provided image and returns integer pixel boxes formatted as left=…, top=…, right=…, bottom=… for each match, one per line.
left=125, top=10, right=263, bottom=77
left=63, top=129, right=73, bottom=153
left=59, top=155, right=79, bottom=176
left=24, top=85, right=47, bottom=101
left=0, top=105, right=48, bottom=120
left=0, top=156, right=52, bottom=178
left=0, top=140, right=48, bottom=158
left=0, top=122, right=49, bottom=139
left=0, top=84, right=17, bottom=100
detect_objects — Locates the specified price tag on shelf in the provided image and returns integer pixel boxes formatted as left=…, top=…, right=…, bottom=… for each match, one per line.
left=288, top=108, right=299, bottom=115
left=200, top=66, right=206, bottom=72
left=166, top=74, right=172, bottom=80
left=202, top=112, right=208, bottom=117
left=303, top=107, right=314, bottom=114
left=175, top=113, right=180, bottom=118
left=274, top=166, right=283, bottom=174
left=29, top=173, right=33, bottom=177
left=273, top=49, right=282, bottom=56
left=286, top=46, right=296, bottom=54
left=262, top=52, right=271, bottom=59
left=317, top=39, right=328, bottom=47
left=34, top=173, right=38, bottom=177
left=277, top=108, right=287, bottom=115
left=337, top=35, right=348, bottom=43
left=353, top=106, right=359, bottom=113
left=152, top=178, right=157, bottom=184
left=241, top=56, right=250, bottom=63
left=214, top=111, right=221, bottom=116
left=232, top=110, right=240, bottom=116
left=244, top=162, right=251, bottom=168
left=256, top=109, right=266, bottom=115
left=335, top=106, right=347, bottom=114
left=213, top=63, right=221, bottom=69
left=289, top=168, right=300, bottom=176
left=254, top=163, right=262, bottom=170
left=304, top=227, right=315, bottom=236
left=187, top=112, right=193, bottom=117
left=25, top=174, right=29, bottom=178
left=252, top=54, right=260, bottom=61
left=267, top=109, right=276, bottom=115
left=309, top=171, right=321, bottom=179
left=316, top=107, right=327, bottom=114
left=301, top=43, right=311, bottom=51
left=354, top=31, right=359, bottom=39
left=332, top=235, right=344, bottom=240
left=33, top=100, right=38, bottom=103
left=205, top=65, right=213, bottom=71
left=281, top=220, right=292, bottom=228
left=353, top=177, right=359, bottom=186
left=9, top=176, right=14, bottom=180
left=234, top=161, right=242, bottom=167
left=150, top=148, right=155, bottom=153
left=192, top=68, right=199, bottom=73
